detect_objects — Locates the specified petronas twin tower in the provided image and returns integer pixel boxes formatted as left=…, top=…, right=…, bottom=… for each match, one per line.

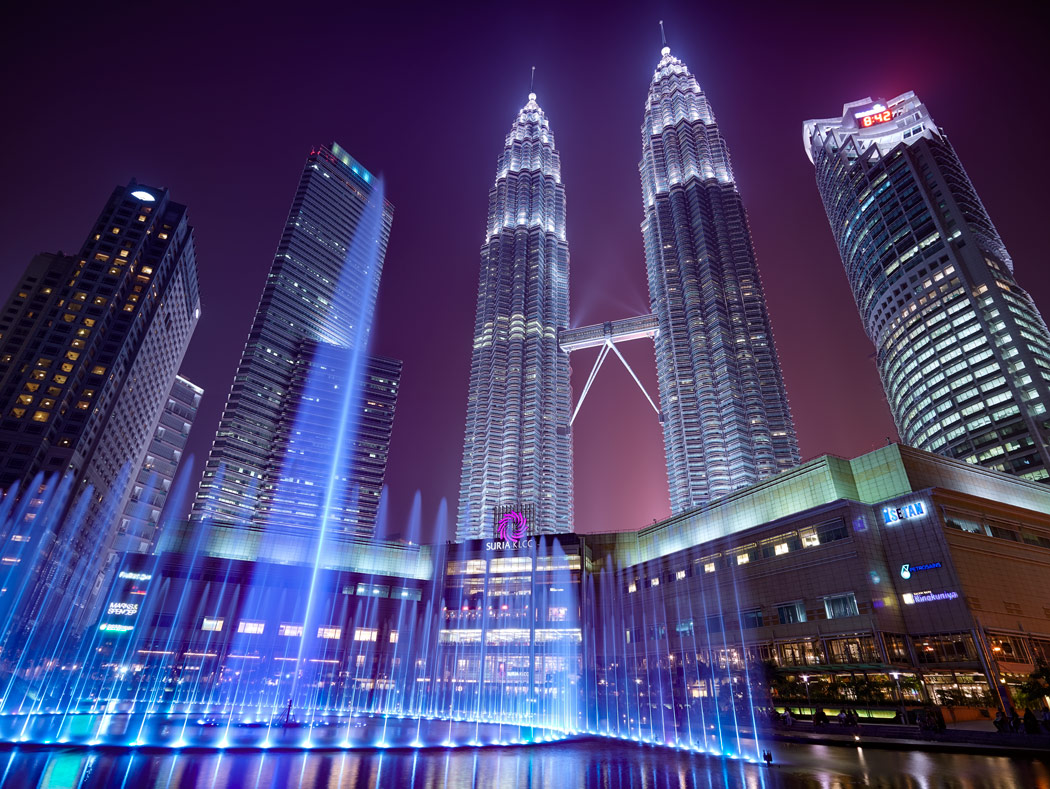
left=457, top=44, right=799, bottom=540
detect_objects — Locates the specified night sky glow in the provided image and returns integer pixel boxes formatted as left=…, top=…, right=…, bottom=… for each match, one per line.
left=2, top=2, right=1047, bottom=538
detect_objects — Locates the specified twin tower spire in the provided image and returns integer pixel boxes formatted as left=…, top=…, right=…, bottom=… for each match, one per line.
left=456, top=37, right=800, bottom=540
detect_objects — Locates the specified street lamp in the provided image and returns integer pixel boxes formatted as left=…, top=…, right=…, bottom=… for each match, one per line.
left=890, top=671, right=904, bottom=721
left=801, top=674, right=811, bottom=712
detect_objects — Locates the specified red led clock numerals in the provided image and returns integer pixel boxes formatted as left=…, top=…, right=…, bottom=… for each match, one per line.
left=859, top=108, right=893, bottom=128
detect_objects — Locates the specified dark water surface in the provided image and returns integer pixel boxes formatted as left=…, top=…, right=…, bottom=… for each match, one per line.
left=1, top=739, right=1047, bottom=788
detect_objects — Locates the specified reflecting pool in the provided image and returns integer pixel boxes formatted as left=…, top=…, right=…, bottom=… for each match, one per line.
left=2, top=739, right=1047, bottom=789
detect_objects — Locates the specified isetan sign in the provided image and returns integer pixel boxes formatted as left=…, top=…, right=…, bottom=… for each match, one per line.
left=486, top=510, right=535, bottom=550
left=882, top=500, right=926, bottom=525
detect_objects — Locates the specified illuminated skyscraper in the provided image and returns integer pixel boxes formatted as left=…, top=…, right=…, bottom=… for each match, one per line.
left=457, top=92, right=572, bottom=540
left=641, top=45, right=799, bottom=512
left=193, top=144, right=395, bottom=534
left=0, top=182, right=201, bottom=621
left=805, top=92, right=1050, bottom=481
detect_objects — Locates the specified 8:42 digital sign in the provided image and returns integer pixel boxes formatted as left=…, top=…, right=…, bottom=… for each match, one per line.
left=857, top=107, right=894, bottom=128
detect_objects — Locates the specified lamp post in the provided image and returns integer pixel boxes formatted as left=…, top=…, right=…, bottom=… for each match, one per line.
left=891, top=671, right=905, bottom=722
left=801, top=674, right=811, bottom=714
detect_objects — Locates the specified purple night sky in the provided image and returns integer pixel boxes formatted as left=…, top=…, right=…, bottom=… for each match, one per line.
left=2, top=2, right=1047, bottom=538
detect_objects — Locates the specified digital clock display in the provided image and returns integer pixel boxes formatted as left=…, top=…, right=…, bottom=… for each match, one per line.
left=857, top=108, right=893, bottom=128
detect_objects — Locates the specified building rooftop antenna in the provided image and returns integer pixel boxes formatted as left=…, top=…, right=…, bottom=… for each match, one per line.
left=659, top=19, right=667, bottom=47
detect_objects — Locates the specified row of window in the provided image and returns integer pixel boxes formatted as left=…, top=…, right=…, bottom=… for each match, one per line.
left=198, top=617, right=395, bottom=642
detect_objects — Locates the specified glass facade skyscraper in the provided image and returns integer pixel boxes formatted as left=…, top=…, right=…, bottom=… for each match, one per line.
left=258, top=344, right=401, bottom=539
left=805, top=92, right=1050, bottom=481
left=457, top=93, right=572, bottom=540
left=193, top=143, right=396, bottom=533
left=641, top=46, right=800, bottom=512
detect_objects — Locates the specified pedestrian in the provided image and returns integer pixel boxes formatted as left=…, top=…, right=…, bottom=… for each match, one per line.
left=1023, top=708, right=1039, bottom=735
left=993, top=710, right=1007, bottom=733
left=1009, top=710, right=1022, bottom=733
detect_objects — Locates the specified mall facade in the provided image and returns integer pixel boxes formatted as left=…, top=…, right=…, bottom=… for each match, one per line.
left=95, top=443, right=1050, bottom=720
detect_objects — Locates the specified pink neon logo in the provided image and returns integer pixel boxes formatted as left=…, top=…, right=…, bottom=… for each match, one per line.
left=496, top=510, right=528, bottom=544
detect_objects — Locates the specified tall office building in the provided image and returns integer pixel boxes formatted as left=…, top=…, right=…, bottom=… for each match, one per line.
left=805, top=93, right=1050, bottom=481
left=0, top=182, right=200, bottom=619
left=193, top=144, right=396, bottom=534
left=257, top=344, right=401, bottom=539
left=640, top=45, right=799, bottom=512
left=117, top=374, right=203, bottom=553
left=457, top=92, right=572, bottom=540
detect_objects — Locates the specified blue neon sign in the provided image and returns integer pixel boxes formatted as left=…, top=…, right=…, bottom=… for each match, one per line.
left=882, top=500, right=926, bottom=525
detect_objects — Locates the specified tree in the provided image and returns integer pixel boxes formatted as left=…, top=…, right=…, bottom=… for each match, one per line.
left=1013, top=660, right=1050, bottom=712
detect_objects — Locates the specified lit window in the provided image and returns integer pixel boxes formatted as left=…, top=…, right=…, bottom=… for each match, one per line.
left=91, top=365, right=106, bottom=375
left=353, top=628, right=378, bottom=642
left=279, top=624, right=303, bottom=637
left=237, top=621, right=265, bottom=635
left=650, top=577, right=660, bottom=587
left=32, top=411, right=49, bottom=422
left=201, top=617, right=223, bottom=632
left=736, top=553, right=750, bottom=565
left=777, top=602, right=806, bottom=625
left=317, top=626, right=342, bottom=640
left=676, top=570, right=686, bottom=580
left=704, top=562, right=716, bottom=573
left=774, top=543, right=789, bottom=556
left=824, top=593, right=859, bottom=620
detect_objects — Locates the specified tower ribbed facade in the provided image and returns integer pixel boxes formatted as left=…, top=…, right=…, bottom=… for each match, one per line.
left=457, top=93, right=572, bottom=540
left=805, top=93, right=1050, bottom=481
left=641, top=47, right=800, bottom=512
left=192, top=143, right=395, bottom=535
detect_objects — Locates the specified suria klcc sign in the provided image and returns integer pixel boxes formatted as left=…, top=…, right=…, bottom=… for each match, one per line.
left=486, top=510, right=535, bottom=550
left=882, top=500, right=926, bottom=525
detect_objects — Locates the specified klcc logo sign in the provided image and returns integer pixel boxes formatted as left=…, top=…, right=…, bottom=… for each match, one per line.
left=487, top=510, right=535, bottom=550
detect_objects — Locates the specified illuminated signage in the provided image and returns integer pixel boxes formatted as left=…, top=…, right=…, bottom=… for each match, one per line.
left=882, top=500, right=926, bottom=525
left=106, top=601, right=140, bottom=616
left=486, top=509, right=534, bottom=550
left=900, top=562, right=941, bottom=579
left=118, top=571, right=152, bottom=581
left=902, top=590, right=958, bottom=605
left=857, top=106, right=894, bottom=128
left=98, top=623, right=135, bottom=632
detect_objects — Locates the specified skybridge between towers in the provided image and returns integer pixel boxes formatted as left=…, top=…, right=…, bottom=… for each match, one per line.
left=559, top=313, right=661, bottom=426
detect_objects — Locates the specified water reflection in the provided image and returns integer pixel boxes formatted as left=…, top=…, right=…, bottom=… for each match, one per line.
left=1, top=740, right=1047, bottom=789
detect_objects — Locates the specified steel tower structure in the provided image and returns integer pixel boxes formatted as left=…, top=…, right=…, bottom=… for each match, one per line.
left=640, top=44, right=800, bottom=512
left=457, top=92, right=572, bottom=540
